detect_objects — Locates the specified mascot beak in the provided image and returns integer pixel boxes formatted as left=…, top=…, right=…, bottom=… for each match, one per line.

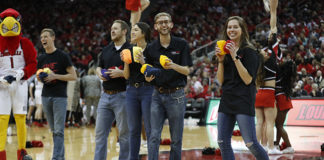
left=0, top=16, right=21, bottom=37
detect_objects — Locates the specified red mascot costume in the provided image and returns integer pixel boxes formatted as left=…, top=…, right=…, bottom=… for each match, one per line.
left=0, top=8, right=36, bottom=160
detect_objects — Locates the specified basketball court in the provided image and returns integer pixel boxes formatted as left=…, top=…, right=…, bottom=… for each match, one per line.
left=5, top=120, right=324, bottom=160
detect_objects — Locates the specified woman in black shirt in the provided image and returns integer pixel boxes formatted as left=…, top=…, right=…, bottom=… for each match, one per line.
left=123, top=22, right=153, bottom=160
left=215, top=16, right=268, bottom=160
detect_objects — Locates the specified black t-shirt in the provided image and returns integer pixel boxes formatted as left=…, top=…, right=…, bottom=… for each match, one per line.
left=98, top=42, right=131, bottom=91
left=37, top=49, right=73, bottom=97
left=144, top=36, right=193, bottom=88
left=128, top=45, right=147, bottom=85
left=219, top=46, right=259, bottom=116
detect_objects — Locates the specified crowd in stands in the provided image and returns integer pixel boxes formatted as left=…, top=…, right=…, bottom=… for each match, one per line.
left=2, top=0, right=324, bottom=108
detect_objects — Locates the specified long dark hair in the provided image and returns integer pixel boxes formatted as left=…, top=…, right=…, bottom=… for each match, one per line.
left=256, top=33, right=278, bottom=88
left=135, top=22, right=151, bottom=43
left=256, top=51, right=265, bottom=88
left=280, top=61, right=297, bottom=98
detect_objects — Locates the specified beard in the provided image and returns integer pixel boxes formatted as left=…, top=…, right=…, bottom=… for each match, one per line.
left=111, top=34, right=122, bottom=42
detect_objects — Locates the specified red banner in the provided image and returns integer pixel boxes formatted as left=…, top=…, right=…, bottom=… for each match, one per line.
left=287, top=99, right=324, bottom=126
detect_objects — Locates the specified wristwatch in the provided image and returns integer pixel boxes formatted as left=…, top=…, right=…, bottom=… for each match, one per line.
left=235, top=55, right=240, bottom=61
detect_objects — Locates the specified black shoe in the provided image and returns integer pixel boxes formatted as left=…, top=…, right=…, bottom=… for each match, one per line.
left=202, top=147, right=215, bottom=155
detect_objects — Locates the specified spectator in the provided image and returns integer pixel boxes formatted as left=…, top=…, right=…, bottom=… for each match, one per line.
left=310, top=83, right=323, bottom=97
left=192, top=76, right=203, bottom=96
left=303, top=76, right=314, bottom=94
left=297, top=58, right=313, bottom=74
left=66, top=69, right=81, bottom=128
left=314, top=70, right=323, bottom=86
left=81, top=67, right=102, bottom=126
left=287, top=32, right=298, bottom=48
left=292, top=84, right=308, bottom=97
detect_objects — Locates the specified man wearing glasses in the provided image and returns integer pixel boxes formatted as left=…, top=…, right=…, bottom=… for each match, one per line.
left=144, top=12, right=193, bottom=160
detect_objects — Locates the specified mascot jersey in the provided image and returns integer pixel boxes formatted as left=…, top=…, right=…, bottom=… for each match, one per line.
left=0, top=8, right=36, bottom=160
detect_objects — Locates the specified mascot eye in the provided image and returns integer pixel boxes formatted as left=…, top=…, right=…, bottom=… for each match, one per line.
left=16, top=15, right=21, bottom=22
left=12, top=23, right=18, bottom=32
left=2, top=25, right=8, bottom=33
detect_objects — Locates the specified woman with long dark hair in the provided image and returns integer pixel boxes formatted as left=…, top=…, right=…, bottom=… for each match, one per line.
left=215, top=16, right=269, bottom=160
left=123, top=22, right=153, bottom=160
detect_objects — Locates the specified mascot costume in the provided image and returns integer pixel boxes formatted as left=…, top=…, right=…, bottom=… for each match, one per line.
left=0, top=8, right=37, bottom=160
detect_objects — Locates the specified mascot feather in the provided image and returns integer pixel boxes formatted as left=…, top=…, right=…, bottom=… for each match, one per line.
left=0, top=8, right=36, bottom=160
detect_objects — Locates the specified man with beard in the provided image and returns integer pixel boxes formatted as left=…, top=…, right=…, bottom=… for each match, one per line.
left=144, top=12, right=193, bottom=160
left=94, top=20, right=130, bottom=160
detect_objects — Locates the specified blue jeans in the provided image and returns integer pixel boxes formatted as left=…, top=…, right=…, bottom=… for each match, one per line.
left=126, top=85, right=153, bottom=160
left=42, top=97, right=67, bottom=160
left=148, top=89, right=186, bottom=160
left=94, top=91, right=129, bottom=160
left=217, top=112, right=269, bottom=160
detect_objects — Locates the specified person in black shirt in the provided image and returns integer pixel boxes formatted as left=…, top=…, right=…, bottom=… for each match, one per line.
left=122, top=22, right=153, bottom=160
left=215, top=16, right=268, bottom=160
left=37, top=28, right=77, bottom=160
left=144, top=12, right=193, bottom=160
left=94, top=20, right=130, bottom=160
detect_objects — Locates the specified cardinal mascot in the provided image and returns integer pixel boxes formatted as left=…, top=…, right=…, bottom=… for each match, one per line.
left=0, top=8, right=37, bottom=160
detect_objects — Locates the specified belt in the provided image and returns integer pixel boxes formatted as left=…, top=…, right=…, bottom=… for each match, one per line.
left=104, top=89, right=124, bottom=95
left=130, top=82, right=151, bottom=88
left=155, top=86, right=183, bottom=94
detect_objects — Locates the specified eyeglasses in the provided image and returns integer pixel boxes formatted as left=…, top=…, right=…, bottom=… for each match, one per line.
left=156, top=20, right=171, bottom=25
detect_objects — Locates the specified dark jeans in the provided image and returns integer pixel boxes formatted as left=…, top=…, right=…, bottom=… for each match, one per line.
left=126, top=85, right=153, bottom=160
left=217, top=112, right=269, bottom=160
left=148, top=89, right=186, bottom=160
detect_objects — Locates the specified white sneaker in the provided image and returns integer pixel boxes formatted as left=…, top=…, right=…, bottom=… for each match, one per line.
left=282, top=147, right=294, bottom=154
left=274, top=145, right=280, bottom=150
left=7, top=126, right=12, bottom=136
left=268, top=148, right=282, bottom=155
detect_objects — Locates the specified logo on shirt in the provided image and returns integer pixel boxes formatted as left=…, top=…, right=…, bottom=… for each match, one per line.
left=0, top=49, right=22, bottom=57
left=171, top=51, right=180, bottom=55
left=42, top=62, right=58, bottom=72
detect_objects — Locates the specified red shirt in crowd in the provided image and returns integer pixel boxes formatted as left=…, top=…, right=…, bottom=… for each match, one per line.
left=297, top=63, right=313, bottom=74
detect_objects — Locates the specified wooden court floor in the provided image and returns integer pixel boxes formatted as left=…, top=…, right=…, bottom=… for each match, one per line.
left=5, top=122, right=324, bottom=160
